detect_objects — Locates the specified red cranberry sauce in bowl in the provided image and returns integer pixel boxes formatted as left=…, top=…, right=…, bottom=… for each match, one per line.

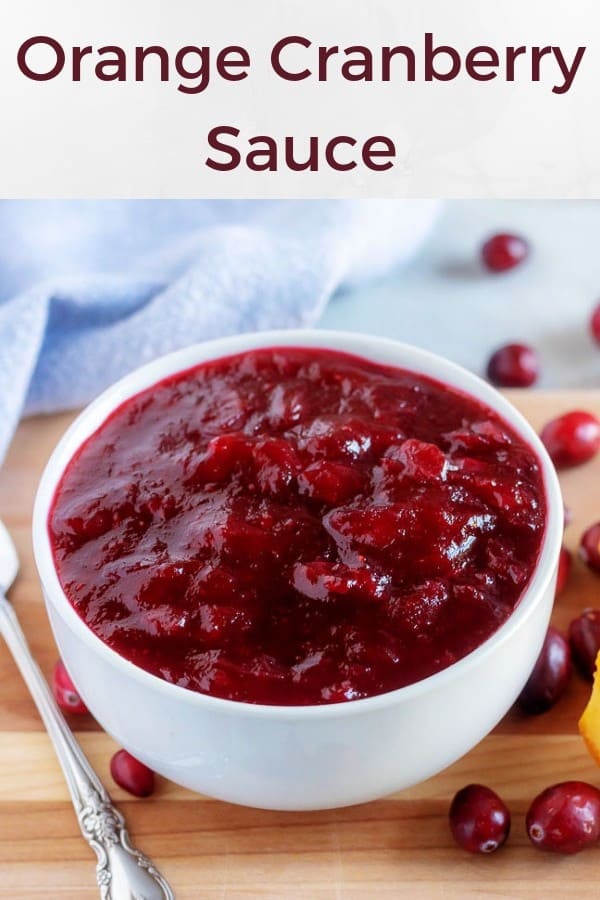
left=48, top=347, right=546, bottom=706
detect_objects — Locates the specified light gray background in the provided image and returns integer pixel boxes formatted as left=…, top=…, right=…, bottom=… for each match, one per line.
left=320, top=201, right=600, bottom=388
left=1, top=0, right=598, bottom=197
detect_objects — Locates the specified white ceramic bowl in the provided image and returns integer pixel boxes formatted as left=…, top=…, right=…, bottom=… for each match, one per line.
left=33, top=330, right=563, bottom=811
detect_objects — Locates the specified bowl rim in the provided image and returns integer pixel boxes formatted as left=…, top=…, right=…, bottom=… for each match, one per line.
left=32, top=329, right=564, bottom=720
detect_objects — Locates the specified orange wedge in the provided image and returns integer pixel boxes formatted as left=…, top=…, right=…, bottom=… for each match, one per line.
left=579, top=650, right=600, bottom=764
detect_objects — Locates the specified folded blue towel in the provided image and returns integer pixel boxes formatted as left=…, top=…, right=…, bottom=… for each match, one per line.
left=0, top=200, right=438, bottom=461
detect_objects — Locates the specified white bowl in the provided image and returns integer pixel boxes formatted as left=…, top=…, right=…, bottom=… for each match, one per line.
left=33, top=330, right=563, bottom=811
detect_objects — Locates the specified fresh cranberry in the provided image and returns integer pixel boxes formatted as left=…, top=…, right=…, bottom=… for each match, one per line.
left=568, top=609, right=600, bottom=680
left=481, top=233, right=529, bottom=273
left=540, top=411, right=600, bottom=468
left=580, top=522, right=600, bottom=573
left=556, top=547, right=572, bottom=595
left=110, top=749, right=155, bottom=797
left=517, top=627, right=571, bottom=715
left=52, top=660, right=88, bottom=715
left=486, top=343, right=539, bottom=388
left=449, top=784, right=510, bottom=853
left=590, top=303, right=600, bottom=345
left=526, top=782, right=600, bottom=853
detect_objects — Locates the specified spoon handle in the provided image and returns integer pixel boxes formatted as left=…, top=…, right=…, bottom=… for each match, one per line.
left=0, top=594, right=174, bottom=900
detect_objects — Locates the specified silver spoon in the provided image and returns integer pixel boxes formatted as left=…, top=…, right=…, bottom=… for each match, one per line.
left=0, top=518, right=175, bottom=899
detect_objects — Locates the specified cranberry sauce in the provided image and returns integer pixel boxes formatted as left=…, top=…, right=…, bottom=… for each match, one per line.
left=49, top=347, right=546, bottom=705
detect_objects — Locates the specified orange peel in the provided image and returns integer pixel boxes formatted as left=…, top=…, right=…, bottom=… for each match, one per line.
left=579, top=650, right=600, bottom=764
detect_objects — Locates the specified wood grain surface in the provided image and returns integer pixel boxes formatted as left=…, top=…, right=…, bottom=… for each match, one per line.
left=1, top=392, right=600, bottom=898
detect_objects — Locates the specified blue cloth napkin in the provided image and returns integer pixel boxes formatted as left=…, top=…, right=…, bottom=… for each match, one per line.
left=0, top=200, right=438, bottom=462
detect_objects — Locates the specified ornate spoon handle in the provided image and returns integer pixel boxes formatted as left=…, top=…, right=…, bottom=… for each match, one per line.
left=0, top=594, right=174, bottom=899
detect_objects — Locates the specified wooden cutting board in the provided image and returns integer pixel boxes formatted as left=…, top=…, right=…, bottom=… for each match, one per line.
left=1, top=391, right=600, bottom=899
